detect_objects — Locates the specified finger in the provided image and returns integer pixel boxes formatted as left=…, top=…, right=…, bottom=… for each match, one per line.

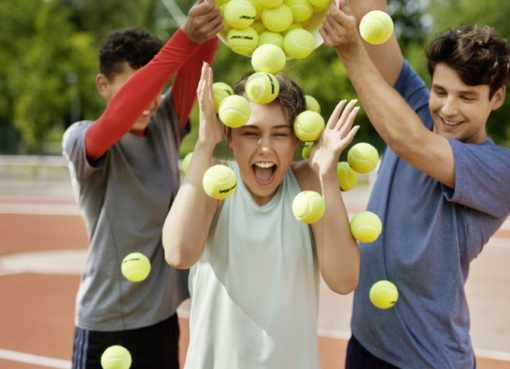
left=342, top=125, right=360, bottom=147
left=338, top=106, right=359, bottom=137
left=326, top=100, right=347, bottom=129
left=336, top=99, right=358, bottom=130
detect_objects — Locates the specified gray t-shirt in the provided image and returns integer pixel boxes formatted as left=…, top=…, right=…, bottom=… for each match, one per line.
left=351, top=61, right=510, bottom=368
left=62, top=92, right=190, bottom=331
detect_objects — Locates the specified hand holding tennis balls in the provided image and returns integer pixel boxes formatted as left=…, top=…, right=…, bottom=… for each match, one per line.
left=101, top=345, right=132, bottom=369
left=349, top=211, right=382, bottom=243
left=121, top=252, right=151, bottom=282
left=203, top=164, right=237, bottom=200
left=292, top=190, right=325, bottom=223
left=369, top=280, right=399, bottom=309
left=359, top=10, right=393, bottom=45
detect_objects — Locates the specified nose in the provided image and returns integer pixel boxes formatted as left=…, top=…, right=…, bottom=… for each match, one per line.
left=257, top=135, right=272, bottom=153
left=441, top=96, right=459, bottom=117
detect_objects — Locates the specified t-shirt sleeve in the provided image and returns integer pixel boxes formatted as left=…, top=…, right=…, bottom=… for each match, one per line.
left=394, top=60, right=432, bottom=130
left=444, top=138, right=510, bottom=218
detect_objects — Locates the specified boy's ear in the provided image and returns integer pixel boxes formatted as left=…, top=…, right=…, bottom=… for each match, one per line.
left=491, top=85, right=506, bottom=111
left=96, top=73, right=110, bottom=98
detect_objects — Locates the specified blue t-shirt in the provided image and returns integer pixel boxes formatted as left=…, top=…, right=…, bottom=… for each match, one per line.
left=350, top=61, right=510, bottom=368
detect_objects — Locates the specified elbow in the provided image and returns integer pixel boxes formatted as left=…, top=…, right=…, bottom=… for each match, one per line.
left=327, top=274, right=359, bottom=295
left=164, top=246, right=197, bottom=269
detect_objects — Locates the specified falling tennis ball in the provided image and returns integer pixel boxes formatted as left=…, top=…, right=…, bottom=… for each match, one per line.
left=202, top=164, right=237, bottom=200
left=121, top=252, right=151, bottom=283
left=347, top=142, right=379, bottom=174
left=283, top=28, right=315, bottom=59
left=261, top=4, right=294, bottom=33
left=251, top=44, right=286, bottom=74
left=369, top=280, right=399, bottom=309
left=227, top=27, right=259, bottom=55
left=181, top=152, right=193, bottom=175
left=246, top=72, right=280, bottom=104
left=294, top=110, right=325, bottom=142
left=349, top=211, right=382, bottom=243
left=219, top=95, right=251, bottom=128
left=224, top=0, right=256, bottom=29
left=101, top=345, right=132, bottom=369
left=336, top=161, right=358, bottom=191
left=292, top=190, right=325, bottom=223
left=213, top=82, right=234, bottom=111
left=301, top=141, right=313, bottom=159
left=359, top=10, right=393, bottom=45
left=304, top=95, right=321, bottom=113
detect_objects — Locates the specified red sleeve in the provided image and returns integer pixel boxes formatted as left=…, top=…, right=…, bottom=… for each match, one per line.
left=171, top=37, right=218, bottom=127
left=85, top=29, right=200, bottom=160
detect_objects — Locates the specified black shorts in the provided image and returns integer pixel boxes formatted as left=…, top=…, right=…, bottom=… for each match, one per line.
left=345, top=335, right=400, bottom=369
left=72, top=313, right=180, bottom=369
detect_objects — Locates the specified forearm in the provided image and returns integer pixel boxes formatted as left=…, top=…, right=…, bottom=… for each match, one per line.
left=162, top=142, right=217, bottom=268
left=314, top=177, right=359, bottom=294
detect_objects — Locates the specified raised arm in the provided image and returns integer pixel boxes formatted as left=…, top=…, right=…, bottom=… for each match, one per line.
left=162, top=63, right=223, bottom=269
left=298, top=100, right=360, bottom=294
left=320, top=0, right=455, bottom=187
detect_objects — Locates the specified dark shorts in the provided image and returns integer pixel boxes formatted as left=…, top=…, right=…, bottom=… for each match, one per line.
left=72, top=313, right=180, bottom=369
left=346, top=335, right=400, bottom=369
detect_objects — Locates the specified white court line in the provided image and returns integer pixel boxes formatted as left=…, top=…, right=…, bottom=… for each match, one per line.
left=0, top=348, right=70, bottom=369
left=0, top=203, right=80, bottom=216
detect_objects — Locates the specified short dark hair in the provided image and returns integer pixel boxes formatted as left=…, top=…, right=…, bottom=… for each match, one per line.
left=99, top=28, right=164, bottom=80
left=233, top=72, right=307, bottom=123
left=426, top=24, right=510, bottom=97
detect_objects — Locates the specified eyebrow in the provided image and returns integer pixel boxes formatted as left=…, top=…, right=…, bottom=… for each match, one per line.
left=432, top=83, right=481, bottom=97
left=240, top=124, right=292, bottom=131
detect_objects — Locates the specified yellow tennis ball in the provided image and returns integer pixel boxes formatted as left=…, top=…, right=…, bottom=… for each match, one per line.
left=227, top=27, right=260, bottom=55
left=359, top=10, right=393, bottom=45
left=251, top=44, right=286, bottom=73
left=284, top=0, right=313, bottom=22
left=121, top=252, right=151, bottom=283
left=101, top=345, right=132, bottom=369
left=250, top=20, right=267, bottom=34
left=181, top=152, right=193, bottom=175
left=258, top=31, right=284, bottom=48
left=349, top=211, right=382, bottom=243
left=249, top=0, right=265, bottom=19
left=301, top=141, right=313, bottom=159
left=369, top=280, right=399, bottom=309
left=307, top=0, right=330, bottom=10
left=262, top=5, right=294, bottom=33
left=224, top=0, right=256, bottom=29
left=256, top=0, right=283, bottom=9
left=292, top=190, right=325, bottom=224
left=336, top=161, right=358, bottom=191
left=202, top=164, right=237, bottom=200
left=283, top=28, right=315, bottom=59
left=294, top=110, right=325, bottom=142
left=219, top=94, right=251, bottom=128
left=347, top=142, right=379, bottom=174
left=213, top=82, right=234, bottom=111
left=246, top=72, right=280, bottom=104
left=304, top=95, right=321, bottom=113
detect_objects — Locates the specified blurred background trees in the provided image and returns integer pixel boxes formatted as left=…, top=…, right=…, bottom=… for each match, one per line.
left=0, top=0, right=508, bottom=155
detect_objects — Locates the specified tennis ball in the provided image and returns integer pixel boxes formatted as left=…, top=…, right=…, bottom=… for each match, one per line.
left=256, top=0, right=283, bottom=9
left=202, top=164, right=237, bottom=200
left=359, top=10, right=393, bottom=45
left=347, top=142, right=379, bottom=174
left=101, top=345, right=132, bottom=369
left=219, top=95, right=251, bottom=128
left=283, top=28, right=315, bottom=59
left=336, top=161, right=358, bottom=191
left=294, top=110, right=325, bottom=142
left=349, top=211, right=382, bottom=243
left=246, top=72, right=280, bottom=104
left=301, top=141, right=313, bottom=159
left=258, top=31, right=284, bottom=48
left=249, top=0, right=264, bottom=19
left=284, top=0, right=313, bottom=23
left=307, top=0, right=330, bottom=10
left=224, top=0, right=256, bottom=29
left=181, top=152, right=193, bottom=175
left=304, top=95, right=321, bottom=113
left=251, top=44, right=286, bottom=74
left=262, top=5, right=294, bottom=33
left=121, top=252, right=151, bottom=283
left=213, top=82, right=234, bottom=111
left=227, top=27, right=259, bottom=55
left=292, top=190, right=325, bottom=224
left=369, top=280, right=399, bottom=309
left=251, top=20, right=266, bottom=34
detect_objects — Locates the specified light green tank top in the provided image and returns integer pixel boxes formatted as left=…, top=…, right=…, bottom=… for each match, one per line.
left=185, top=163, right=320, bottom=369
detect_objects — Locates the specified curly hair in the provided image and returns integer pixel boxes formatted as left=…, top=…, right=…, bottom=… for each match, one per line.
left=233, top=72, right=307, bottom=123
left=426, top=24, right=510, bottom=97
left=99, top=28, right=164, bottom=80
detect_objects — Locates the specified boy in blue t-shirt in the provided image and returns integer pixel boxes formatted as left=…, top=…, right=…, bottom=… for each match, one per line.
left=320, top=0, right=510, bottom=368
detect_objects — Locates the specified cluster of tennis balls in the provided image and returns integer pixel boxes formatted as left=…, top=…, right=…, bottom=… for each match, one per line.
left=220, top=0, right=329, bottom=58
